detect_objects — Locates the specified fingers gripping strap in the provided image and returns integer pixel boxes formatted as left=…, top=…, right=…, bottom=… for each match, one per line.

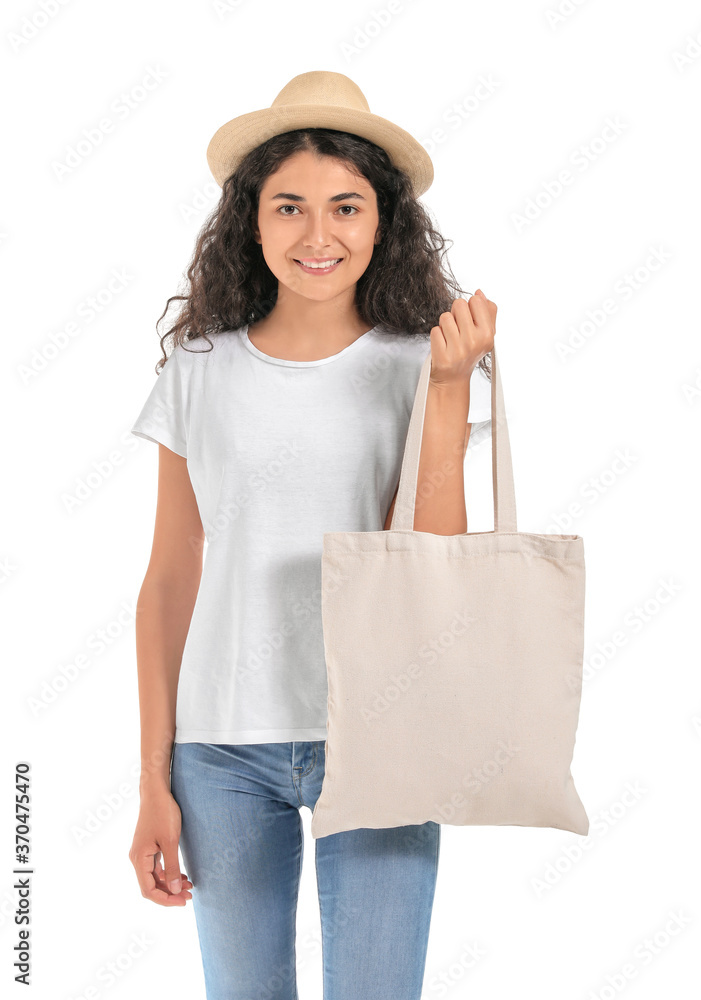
left=390, top=344, right=517, bottom=533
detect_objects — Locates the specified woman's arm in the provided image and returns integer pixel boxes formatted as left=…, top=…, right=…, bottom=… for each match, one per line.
left=413, top=381, right=472, bottom=534
left=129, top=445, right=202, bottom=907
left=135, top=444, right=205, bottom=793
left=397, top=290, right=495, bottom=534
left=383, top=416, right=473, bottom=532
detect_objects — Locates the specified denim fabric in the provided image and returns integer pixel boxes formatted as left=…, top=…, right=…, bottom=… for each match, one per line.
left=170, top=740, right=440, bottom=1000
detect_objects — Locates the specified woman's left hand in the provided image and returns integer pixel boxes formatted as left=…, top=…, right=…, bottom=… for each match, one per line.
left=428, top=289, right=497, bottom=388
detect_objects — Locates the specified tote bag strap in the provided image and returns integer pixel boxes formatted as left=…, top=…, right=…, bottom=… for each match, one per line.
left=390, top=342, right=518, bottom=533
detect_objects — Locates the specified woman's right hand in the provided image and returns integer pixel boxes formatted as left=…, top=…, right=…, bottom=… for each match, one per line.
left=129, top=786, right=194, bottom=906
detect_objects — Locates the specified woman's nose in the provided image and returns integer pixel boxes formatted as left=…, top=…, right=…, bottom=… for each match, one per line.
left=302, top=212, right=335, bottom=246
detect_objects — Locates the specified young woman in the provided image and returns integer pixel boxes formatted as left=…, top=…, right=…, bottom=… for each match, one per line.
left=128, top=71, right=496, bottom=1000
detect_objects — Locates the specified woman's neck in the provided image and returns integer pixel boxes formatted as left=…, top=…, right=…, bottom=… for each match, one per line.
left=247, top=311, right=372, bottom=362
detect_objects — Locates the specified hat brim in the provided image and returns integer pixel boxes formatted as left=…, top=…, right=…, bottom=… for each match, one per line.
left=206, top=104, right=433, bottom=197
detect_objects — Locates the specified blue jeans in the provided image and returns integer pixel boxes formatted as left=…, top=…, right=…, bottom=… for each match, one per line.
left=170, top=740, right=441, bottom=1000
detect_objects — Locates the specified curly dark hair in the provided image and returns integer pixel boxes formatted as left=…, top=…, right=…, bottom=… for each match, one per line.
left=152, top=127, right=491, bottom=382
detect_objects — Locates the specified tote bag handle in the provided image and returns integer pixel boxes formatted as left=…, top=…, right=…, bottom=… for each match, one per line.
left=389, top=342, right=517, bottom=533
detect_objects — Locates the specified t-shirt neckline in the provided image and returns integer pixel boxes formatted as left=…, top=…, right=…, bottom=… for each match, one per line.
left=240, top=323, right=378, bottom=367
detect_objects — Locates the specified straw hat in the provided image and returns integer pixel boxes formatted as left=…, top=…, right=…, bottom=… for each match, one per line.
left=206, top=70, right=433, bottom=198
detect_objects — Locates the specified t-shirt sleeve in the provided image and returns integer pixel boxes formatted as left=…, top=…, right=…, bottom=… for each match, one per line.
left=466, top=362, right=492, bottom=450
left=130, top=347, right=188, bottom=458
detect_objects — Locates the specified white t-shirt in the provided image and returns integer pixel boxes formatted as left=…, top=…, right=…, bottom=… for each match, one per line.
left=130, top=324, right=492, bottom=744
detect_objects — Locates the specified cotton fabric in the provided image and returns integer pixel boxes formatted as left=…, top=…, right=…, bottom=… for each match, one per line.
left=130, top=324, right=492, bottom=744
left=309, top=345, right=590, bottom=839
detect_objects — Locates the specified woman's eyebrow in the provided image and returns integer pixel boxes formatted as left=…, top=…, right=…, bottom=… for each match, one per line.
left=269, top=192, right=366, bottom=203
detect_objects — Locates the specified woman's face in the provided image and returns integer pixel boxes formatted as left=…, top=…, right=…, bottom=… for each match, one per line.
left=254, top=149, right=380, bottom=305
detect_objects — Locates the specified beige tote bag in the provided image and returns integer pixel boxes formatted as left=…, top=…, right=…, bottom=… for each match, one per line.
left=311, top=344, right=589, bottom=839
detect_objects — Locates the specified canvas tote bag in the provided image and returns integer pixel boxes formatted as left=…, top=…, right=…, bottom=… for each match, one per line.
left=311, top=343, right=589, bottom=840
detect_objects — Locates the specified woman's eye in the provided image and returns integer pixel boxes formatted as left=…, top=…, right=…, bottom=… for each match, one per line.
left=277, top=204, right=358, bottom=216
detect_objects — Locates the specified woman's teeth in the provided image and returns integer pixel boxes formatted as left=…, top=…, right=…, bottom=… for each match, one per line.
left=295, top=258, right=342, bottom=269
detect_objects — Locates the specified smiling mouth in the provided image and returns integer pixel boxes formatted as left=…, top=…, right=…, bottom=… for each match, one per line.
left=293, top=258, right=343, bottom=272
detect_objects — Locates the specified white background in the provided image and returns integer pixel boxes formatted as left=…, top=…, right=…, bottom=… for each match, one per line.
left=3, top=0, right=700, bottom=997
